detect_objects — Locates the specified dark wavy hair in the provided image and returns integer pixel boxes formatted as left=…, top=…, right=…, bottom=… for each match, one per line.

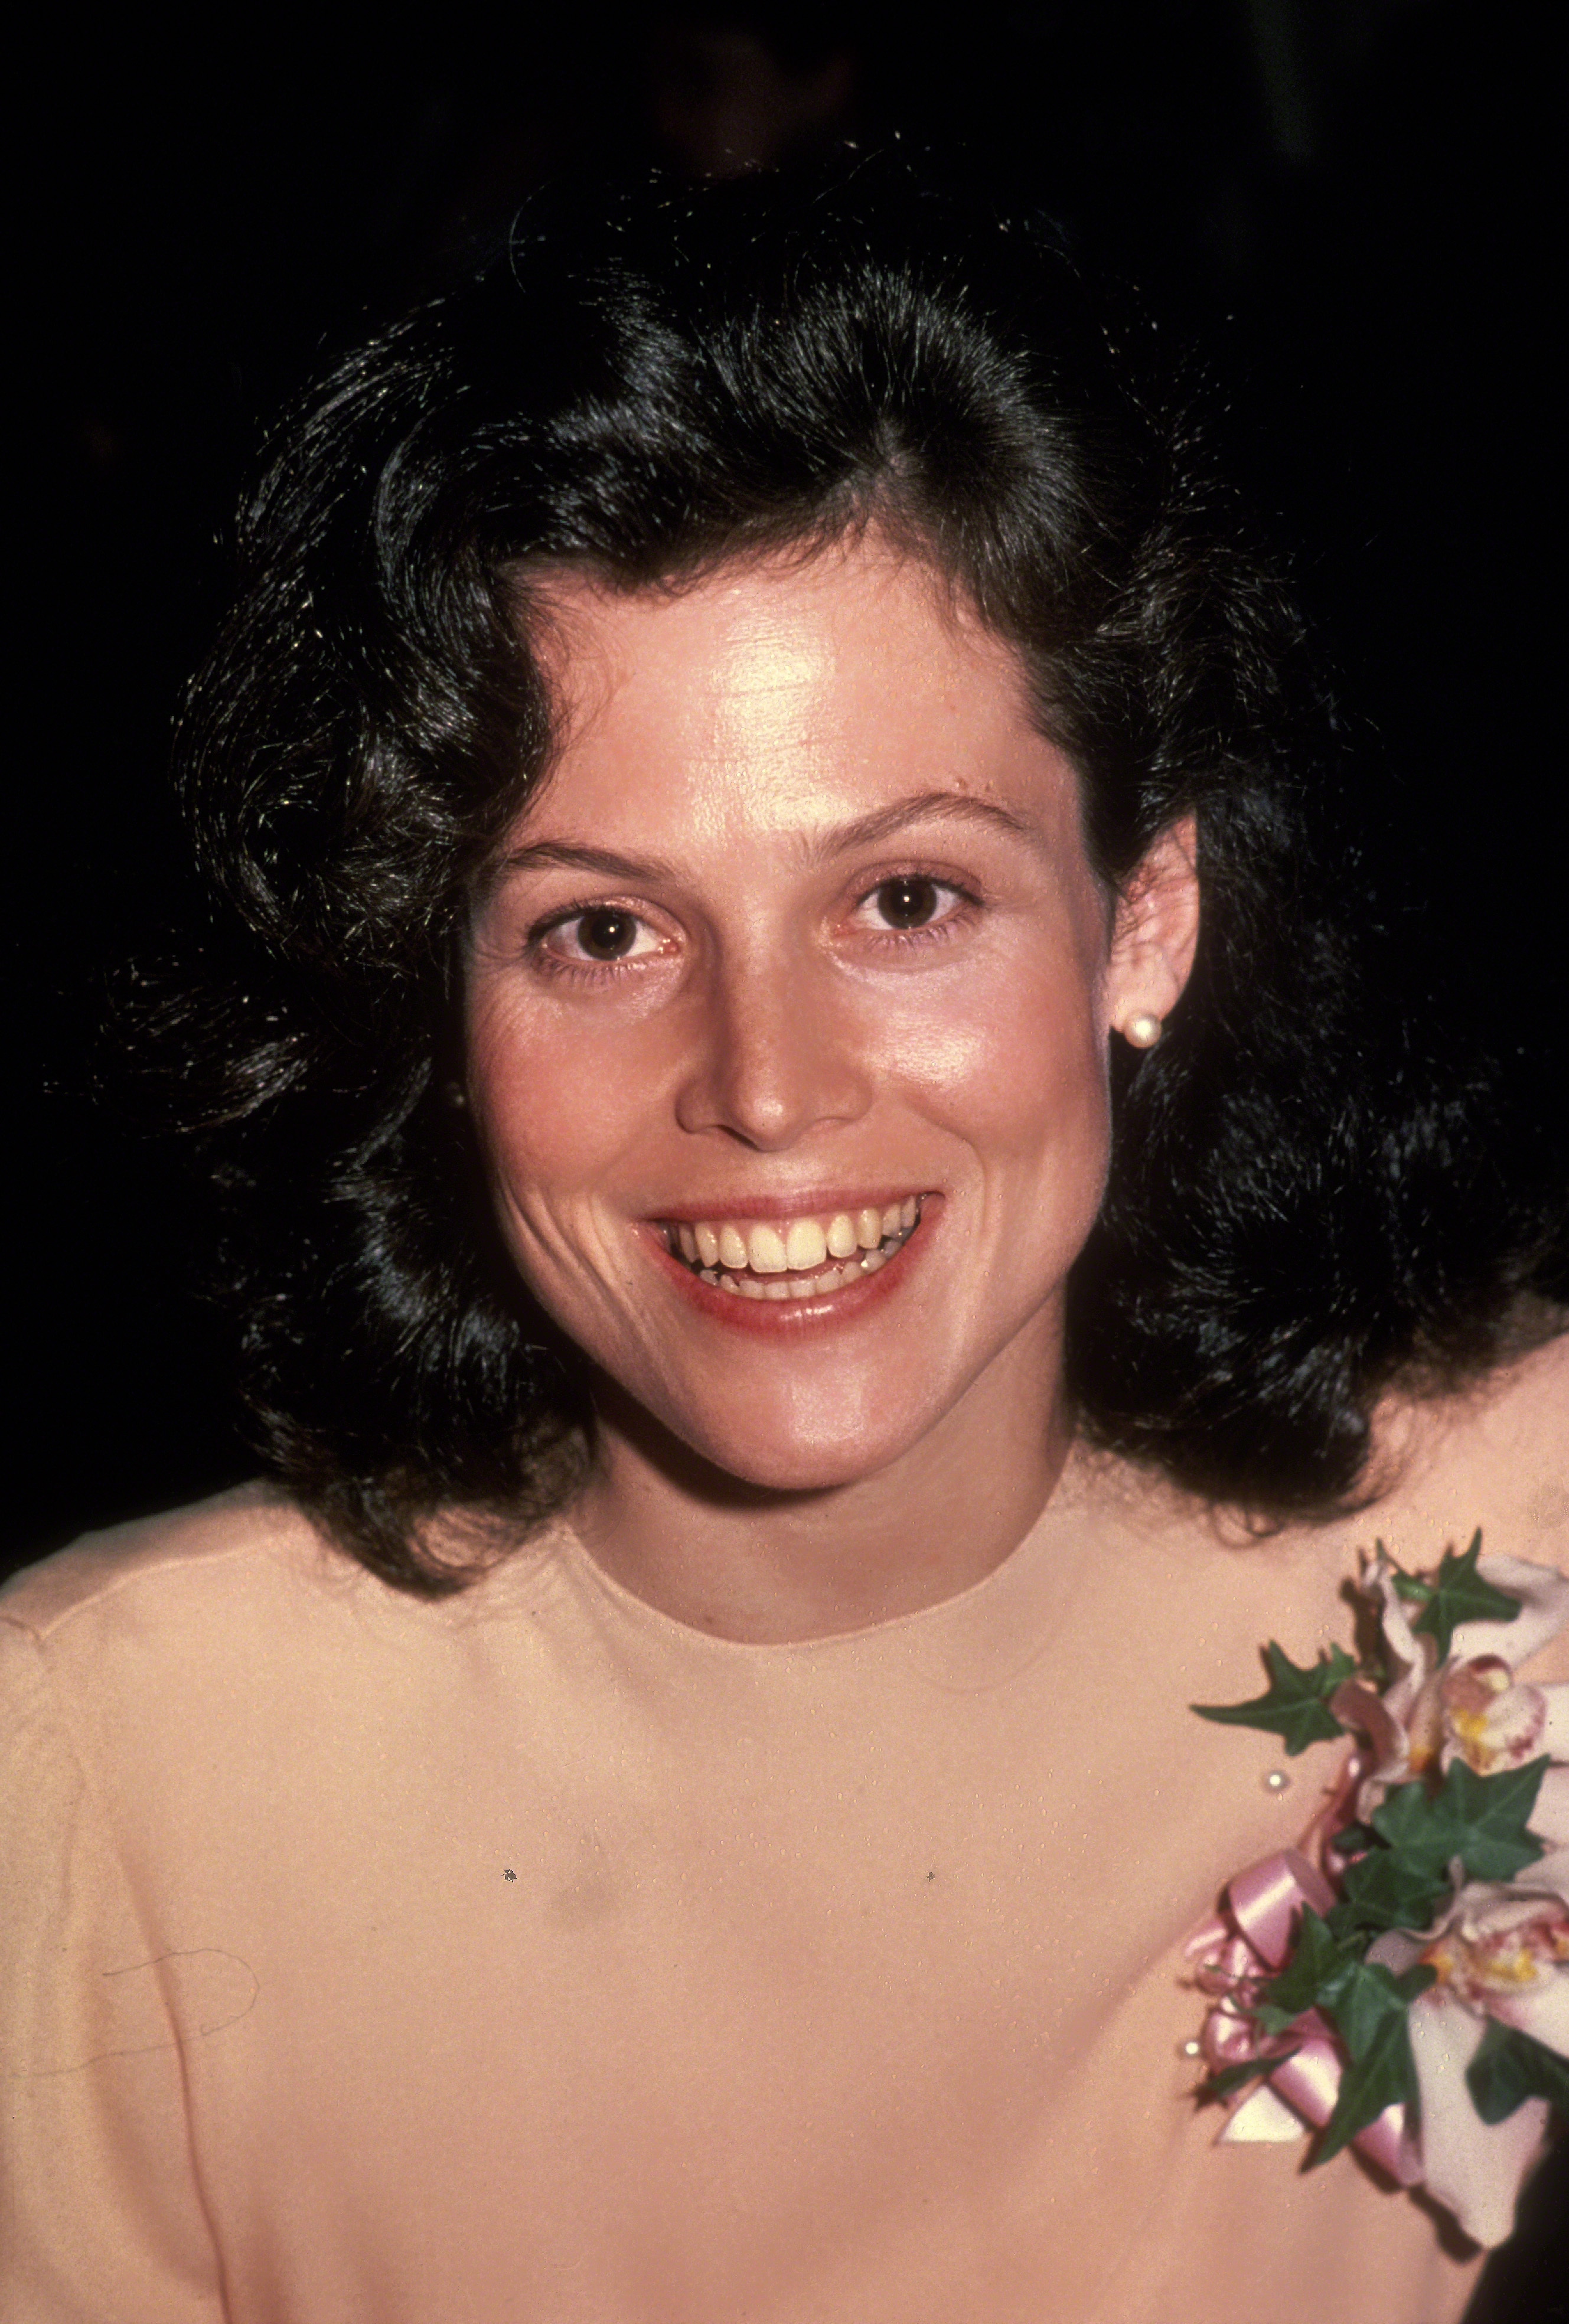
left=162, top=158, right=1558, bottom=1590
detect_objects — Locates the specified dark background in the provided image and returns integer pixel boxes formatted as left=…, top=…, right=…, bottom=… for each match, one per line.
left=9, top=6, right=1565, bottom=2308
left=17, top=1, right=1560, bottom=1572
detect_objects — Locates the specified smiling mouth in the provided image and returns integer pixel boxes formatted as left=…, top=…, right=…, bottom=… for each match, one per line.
left=660, top=1199, right=922, bottom=1303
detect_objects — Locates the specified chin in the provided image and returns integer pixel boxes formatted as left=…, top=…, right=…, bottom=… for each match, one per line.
left=690, top=1391, right=968, bottom=1498
left=696, top=1433, right=903, bottom=1497
left=606, top=1370, right=937, bottom=1500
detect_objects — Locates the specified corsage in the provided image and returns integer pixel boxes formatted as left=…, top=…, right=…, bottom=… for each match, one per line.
left=1186, top=1533, right=1569, bottom=2246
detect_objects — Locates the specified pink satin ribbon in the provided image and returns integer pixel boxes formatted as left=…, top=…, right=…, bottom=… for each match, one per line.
left=1187, top=1849, right=1423, bottom=2186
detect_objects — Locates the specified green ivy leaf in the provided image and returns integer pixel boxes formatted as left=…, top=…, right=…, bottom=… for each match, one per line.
left=1250, top=1914, right=1434, bottom=2165
left=1332, top=1820, right=1379, bottom=1856
left=1408, top=1530, right=1521, bottom=1662
left=1312, top=1997, right=1419, bottom=2166
left=1385, top=1551, right=1431, bottom=1608
left=1329, top=1845, right=1451, bottom=1939
left=1193, top=1641, right=1358, bottom=1756
left=1196, top=2054, right=1294, bottom=2104
left=1466, top=2019, right=1569, bottom=2125
left=1330, top=1957, right=1437, bottom=2061
left=1371, top=1758, right=1548, bottom=1887
left=1254, top=1908, right=1359, bottom=2033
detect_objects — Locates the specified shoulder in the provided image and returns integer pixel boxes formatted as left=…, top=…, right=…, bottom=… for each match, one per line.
left=0, top=1486, right=570, bottom=1780
left=1329, top=1324, right=1569, bottom=1687
left=1369, top=1325, right=1569, bottom=1574
left=1066, top=1327, right=1569, bottom=1719
left=0, top=1489, right=390, bottom=1760
left=0, top=1484, right=343, bottom=1646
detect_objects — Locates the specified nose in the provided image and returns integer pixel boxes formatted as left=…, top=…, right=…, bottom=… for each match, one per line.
left=673, top=946, right=873, bottom=1151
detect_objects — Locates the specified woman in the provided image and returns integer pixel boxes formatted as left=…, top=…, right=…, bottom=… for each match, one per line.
left=4, top=164, right=1564, bottom=2323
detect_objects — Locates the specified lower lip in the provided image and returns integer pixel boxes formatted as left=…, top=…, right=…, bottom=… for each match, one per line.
left=645, top=1206, right=937, bottom=1333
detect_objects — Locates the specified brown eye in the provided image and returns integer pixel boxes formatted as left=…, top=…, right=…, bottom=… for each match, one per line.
left=575, top=908, right=639, bottom=959
left=873, top=876, right=941, bottom=929
left=533, top=902, right=663, bottom=972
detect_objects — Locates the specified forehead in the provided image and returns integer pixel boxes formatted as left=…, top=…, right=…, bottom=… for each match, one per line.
left=517, top=541, right=1071, bottom=846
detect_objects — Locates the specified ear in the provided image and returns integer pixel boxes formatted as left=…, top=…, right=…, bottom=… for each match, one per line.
left=1104, top=814, right=1200, bottom=1040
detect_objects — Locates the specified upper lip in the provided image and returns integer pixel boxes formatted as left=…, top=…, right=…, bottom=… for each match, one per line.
left=648, top=1189, right=932, bottom=1224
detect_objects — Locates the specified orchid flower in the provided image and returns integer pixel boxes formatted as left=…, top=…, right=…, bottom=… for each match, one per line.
left=1190, top=1545, right=1569, bottom=2248
left=1369, top=1852, right=1569, bottom=2247
left=1331, top=1550, right=1569, bottom=1847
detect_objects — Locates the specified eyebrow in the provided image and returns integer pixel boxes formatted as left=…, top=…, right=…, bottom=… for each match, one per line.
left=497, top=838, right=686, bottom=885
left=498, top=791, right=1043, bottom=885
left=805, top=790, right=1042, bottom=861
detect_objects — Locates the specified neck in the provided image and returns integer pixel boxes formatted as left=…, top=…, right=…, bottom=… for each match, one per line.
left=570, top=1345, right=1075, bottom=1644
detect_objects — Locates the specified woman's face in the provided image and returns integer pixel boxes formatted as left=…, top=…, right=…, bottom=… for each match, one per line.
left=465, top=540, right=1193, bottom=1494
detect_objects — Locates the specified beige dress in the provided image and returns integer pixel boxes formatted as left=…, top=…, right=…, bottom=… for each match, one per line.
left=4, top=1338, right=1566, bottom=2324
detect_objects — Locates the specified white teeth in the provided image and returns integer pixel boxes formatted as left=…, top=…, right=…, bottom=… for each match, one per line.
left=671, top=1197, right=924, bottom=1300
left=709, top=1263, right=868, bottom=1300
left=747, top=1222, right=790, bottom=1274
left=784, top=1218, right=828, bottom=1271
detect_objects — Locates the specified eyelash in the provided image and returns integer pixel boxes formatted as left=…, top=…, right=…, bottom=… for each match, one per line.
left=850, top=872, right=979, bottom=949
left=523, top=871, right=983, bottom=984
left=524, top=901, right=664, bottom=985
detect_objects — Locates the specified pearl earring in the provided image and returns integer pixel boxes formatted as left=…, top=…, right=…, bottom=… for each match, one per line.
left=1121, top=1011, right=1163, bottom=1049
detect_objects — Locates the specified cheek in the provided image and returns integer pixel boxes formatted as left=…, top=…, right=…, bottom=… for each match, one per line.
left=887, top=952, right=1110, bottom=1164
left=466, top=1010, right=644, bottom=1217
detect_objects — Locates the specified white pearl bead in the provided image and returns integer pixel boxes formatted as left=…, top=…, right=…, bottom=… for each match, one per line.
left=1122, top=1010, right=1163, bottom=1049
